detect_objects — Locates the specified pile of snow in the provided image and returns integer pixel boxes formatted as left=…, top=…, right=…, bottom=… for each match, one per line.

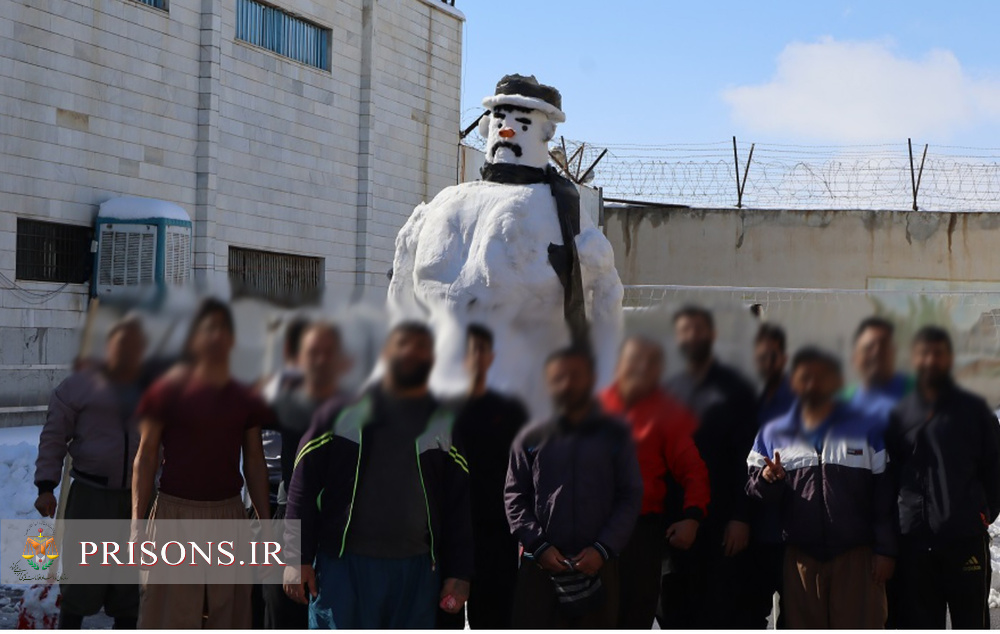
left=15, top=584, right=58, bottom=629
left=0, top=441, right=42, bottom=520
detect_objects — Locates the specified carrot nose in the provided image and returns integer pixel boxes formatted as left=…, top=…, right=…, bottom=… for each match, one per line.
left=498, top=128, right=516, bottom=139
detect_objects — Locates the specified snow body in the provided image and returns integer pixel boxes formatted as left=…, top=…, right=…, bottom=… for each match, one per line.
left=388, top=178, right=623, bottom=418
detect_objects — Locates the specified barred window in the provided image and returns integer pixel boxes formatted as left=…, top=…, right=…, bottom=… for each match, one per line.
left=132, top=0, right=167, bottom=11
left=228, top=246, right=324, bottom=307
left=16, top=219, right=93, bottom=284
left=236, top=0, right=330, bottom=71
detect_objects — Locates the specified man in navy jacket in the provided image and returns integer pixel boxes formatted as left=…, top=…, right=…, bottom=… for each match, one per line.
left=505, top=346, right=643, bottom=629
left=747, top=347, right=896, bottom=629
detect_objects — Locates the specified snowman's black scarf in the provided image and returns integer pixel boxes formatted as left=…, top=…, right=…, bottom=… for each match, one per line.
left=479, top=162, right=591, bottom=348
left=479, top=162, right=548, bottom=185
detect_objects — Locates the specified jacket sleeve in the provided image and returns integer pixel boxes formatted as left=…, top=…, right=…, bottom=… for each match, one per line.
left=869, top=428, right=898, bottom=558
left=441, top=430, right=474, bottom=581
left=596, top=430, right=644, bottom=556
left=977, top=402, right=1000, bottom=524
left=34, top=376, right=79, bottom=493
left=664, top=408, right=710, bottom=520
left=504, top=430, right=548, bottom=554
left=284, top=407, right=337, bottom=566
left=746, top=429, right=783, bottom=503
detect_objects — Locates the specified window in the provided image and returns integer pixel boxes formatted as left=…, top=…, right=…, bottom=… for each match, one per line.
left=16, top=219, right=93, bottom=284
left=236, top=0, right=330, bottom=71
left=132, top=0, right=167, bottom=11
left=228, top=246, right=324, bottom=307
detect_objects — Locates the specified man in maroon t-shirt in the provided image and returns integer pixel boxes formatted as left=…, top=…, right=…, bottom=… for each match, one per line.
left=132, top=298, right=273, bottom=629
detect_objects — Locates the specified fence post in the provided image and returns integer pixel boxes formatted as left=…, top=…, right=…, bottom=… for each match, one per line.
left=732, top=136, right=755, bottom=209
left=908, top=138, right=929, bottom=211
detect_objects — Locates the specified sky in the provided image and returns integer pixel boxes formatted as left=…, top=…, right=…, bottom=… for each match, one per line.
left=458, top=1, right=1000, bottom=148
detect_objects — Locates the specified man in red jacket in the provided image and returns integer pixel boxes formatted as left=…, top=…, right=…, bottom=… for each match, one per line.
left=600, top=336, right=711, bottom=629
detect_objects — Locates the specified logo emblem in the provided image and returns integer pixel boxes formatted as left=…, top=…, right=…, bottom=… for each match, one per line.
left=21, top=528, right=58, bottom=571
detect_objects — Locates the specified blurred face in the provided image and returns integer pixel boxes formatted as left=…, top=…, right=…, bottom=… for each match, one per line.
left=105, top=325, right=146, bottom=376
left=791, top=360, right=843, bottom=409
left=912, top=340, right=953, bottom=390
left=465, top=335, right=494, bottom=381
left=853, top=326, right=895, bottom=385
left=754, top=339, right=787, bottom=383
left=298, top=328, right=344, bottom=388
left=546, top=356, right=595, bottom=417
left=384, top=330, right=434, bottom=390
left=674, top=314, right=715, bottom=366
left=615, top=339, right=663, bottom=402
left=189, top=311, right=234, bottom=363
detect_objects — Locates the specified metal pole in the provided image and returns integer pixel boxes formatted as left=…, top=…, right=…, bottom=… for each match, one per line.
left=739, top=143, right=755, bottom=207
left=914, top=143, right=928, bottom=212
left=733, top=136, right=743, bottom=208
left=908, top=138, right=918, bottom=211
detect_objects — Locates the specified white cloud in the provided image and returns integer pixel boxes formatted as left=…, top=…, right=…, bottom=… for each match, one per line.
left=723, top=37, right=1000, bottom=143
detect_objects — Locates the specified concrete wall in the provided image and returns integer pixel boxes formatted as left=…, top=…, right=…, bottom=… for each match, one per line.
left=605, top=205, right=1000, bottom=404
left=606, top=206, right=1000, bottom=289
left=0, top=0, right=464, bottom=425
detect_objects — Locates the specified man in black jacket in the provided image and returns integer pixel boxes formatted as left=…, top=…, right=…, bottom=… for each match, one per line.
left=662, top=305, right=762, bottom=628
left=283, top=322, right=473, bottom=629
left=886, top=326, right=1000, bottom=629
left=437, top=324, right=529, bottom=630
left=505, top=346, right=643, bottom=629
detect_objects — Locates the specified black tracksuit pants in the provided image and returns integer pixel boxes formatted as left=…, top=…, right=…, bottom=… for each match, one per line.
left=892, top=535, right=991, bottom=630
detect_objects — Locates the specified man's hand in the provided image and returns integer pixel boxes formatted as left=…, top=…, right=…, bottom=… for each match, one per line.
left=283, top=564, right=317, bottom=605
left=34, top=492, right=56, bottom=518
left=762, top=452, right=787, bottom=483
left=537, top=546, right=571, bottom=574
left=666, top=519, right=699, bottom=551
left=440, top=578, right=470, bottom=614
left=872, top=554, right=895, bottom=585
left=722, top=520, right=750, bottom=557
left=570, top=547, right=605, bottom=576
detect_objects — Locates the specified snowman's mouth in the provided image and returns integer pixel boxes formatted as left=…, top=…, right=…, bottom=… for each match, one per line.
left=490, top=141, right=522, bottom=158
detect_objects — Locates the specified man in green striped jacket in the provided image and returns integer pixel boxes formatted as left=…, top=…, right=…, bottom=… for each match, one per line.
left=283, top=322, right=473, bottom=629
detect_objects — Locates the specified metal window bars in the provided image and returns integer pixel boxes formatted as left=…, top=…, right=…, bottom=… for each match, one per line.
left=236, top=0, right=330, bottom=71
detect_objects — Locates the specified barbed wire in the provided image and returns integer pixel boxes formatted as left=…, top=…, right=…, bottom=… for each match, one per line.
left=458, top=119, right=1000, bottom=211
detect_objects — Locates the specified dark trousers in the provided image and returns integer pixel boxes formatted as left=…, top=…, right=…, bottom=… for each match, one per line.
left=892, top=535, right=991, bottom=629
left=310, top=551, right=440, bottom=629
left=748, top=542, right=784, bottom=629
left=59, top=480, right=139, bottom=625
left=658, top=522, right=757, bottom=629
left=512, top=556, right=620, bottom=629
left=437, top=539, right=519, bottom=629
left=617, top=514, right=665, bottom=629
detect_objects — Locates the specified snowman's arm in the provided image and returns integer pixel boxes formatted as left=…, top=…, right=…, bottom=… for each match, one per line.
left=387, top=202, right=429, bottom=321
left=576, top=226, right=625, bottom=387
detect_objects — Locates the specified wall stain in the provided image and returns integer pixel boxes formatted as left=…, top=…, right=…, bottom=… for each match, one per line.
left=736, top=211, right=745, bottom=249
left=947, top=214, right=957, bottom=254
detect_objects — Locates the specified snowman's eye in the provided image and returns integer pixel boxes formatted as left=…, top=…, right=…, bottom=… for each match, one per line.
left=522, top=126, right=528, bottom=131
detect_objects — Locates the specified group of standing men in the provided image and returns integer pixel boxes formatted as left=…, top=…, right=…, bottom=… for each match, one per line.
left=32, top=298, right=1000, bottom=630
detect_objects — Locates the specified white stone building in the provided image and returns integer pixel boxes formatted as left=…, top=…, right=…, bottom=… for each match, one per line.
left=0, top=0, right=465, bottom=425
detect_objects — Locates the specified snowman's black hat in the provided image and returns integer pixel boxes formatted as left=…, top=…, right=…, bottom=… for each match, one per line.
left=482, top=74, right=565, bottom=123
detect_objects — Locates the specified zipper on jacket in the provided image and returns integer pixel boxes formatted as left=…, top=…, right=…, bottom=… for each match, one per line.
left=338, top=431, right=364, bottom=557
left=414, top=441, right=437, bottom=570
left=816, top=438, right=829, bottom=557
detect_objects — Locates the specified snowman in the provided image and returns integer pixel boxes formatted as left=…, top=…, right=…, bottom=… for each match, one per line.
left=388, top=74, right=624, bottom=417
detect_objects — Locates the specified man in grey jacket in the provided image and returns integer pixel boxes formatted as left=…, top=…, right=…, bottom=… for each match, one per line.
left=34, top=315, right=146, bottom=629
left=505, top=346, right=643, bottom=629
